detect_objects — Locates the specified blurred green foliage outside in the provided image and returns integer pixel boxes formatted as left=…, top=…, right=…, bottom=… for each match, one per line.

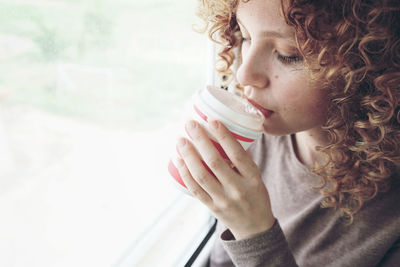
left=0, top=0, right=207, bottom=130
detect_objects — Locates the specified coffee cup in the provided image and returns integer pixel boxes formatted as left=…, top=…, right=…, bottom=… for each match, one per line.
left=168, top=85, right=265, bottom=195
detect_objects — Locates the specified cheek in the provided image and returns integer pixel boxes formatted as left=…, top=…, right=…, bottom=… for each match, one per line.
left=278, top=85, right=308, bottom=111
left=300, top=92, right=329, bottom=121
left=273, top=68, right=329, bottom=125
left=275, top=73, right=307, bottom=101
left=278, top=81, right=327, bottom=115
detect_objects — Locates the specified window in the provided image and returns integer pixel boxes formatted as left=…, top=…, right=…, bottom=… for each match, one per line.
left=0, top=0, right=215, bottom=266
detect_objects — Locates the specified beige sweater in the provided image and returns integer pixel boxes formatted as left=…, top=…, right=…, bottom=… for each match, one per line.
left=209, top=134, right=400, bottom=267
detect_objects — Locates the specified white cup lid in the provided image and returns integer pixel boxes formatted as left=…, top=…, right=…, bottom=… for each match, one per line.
left=197, top=86, right=265, bottom=132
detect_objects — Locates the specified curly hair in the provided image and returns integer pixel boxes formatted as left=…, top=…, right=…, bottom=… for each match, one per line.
left=196, top=0, right=400, bottom=222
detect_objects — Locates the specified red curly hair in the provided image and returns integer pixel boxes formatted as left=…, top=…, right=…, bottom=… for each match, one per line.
left=196, top=0, right=400, bottom=222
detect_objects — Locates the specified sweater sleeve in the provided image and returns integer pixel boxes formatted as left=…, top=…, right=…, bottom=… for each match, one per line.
left=219, top=220, right=298, bottom=267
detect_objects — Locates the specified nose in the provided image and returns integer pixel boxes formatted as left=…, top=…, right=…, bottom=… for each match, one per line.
left=236, top=45, right=270, bottom=89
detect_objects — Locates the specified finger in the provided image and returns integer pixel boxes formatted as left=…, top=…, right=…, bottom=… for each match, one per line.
left=184, top=120, right=238, bottom=185
left=174, top=156, right=212, bottom=204
left=177, top=136, right=223, bottom=197
left=208, top=119, right=259, bottom=179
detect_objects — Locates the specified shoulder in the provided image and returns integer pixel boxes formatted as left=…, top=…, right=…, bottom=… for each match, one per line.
left=367, top=174, right=400, bottom=213
left=356, top=176, right=400, bottom=237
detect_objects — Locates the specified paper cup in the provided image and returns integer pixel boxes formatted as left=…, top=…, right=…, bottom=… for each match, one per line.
left=168, top=85, right=265, bottom=195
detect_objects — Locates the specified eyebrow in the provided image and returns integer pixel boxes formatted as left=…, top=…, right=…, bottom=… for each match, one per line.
left=236, top=18, right=294, bottom=40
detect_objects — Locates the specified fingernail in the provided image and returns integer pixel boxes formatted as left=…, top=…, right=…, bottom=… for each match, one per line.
left=186, top=120, right=197, bottom=130
left=177, top=138, right=186, bottom=148
left=210, top=120, right=219, bottom=130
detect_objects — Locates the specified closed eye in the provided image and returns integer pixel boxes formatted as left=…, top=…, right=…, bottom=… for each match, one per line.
left=277, top=54, right=303, bottom=64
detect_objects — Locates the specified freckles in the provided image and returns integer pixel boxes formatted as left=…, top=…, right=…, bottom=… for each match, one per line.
left=275, top=75, right=279, bottom=79
left=282, top=103, right=291, bottom=112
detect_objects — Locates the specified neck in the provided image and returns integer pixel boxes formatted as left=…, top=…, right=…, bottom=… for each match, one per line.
left=293, top=128, right=330, bottom=167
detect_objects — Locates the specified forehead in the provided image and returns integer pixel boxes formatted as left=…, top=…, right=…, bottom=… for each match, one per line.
left=236, top=0, right=294, bottom=36
left=236, top=0, right=283, bottom=19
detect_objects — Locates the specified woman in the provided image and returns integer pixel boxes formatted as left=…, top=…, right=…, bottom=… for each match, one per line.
left=175, top=0, right=400, bottom=265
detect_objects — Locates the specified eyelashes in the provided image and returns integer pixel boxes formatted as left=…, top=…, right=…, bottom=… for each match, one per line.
left=241, top=37, right=303, bottom=65
left=277, top=54, right=303, bottom=64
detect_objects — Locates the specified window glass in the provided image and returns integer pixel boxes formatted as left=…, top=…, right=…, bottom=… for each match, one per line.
left=0, top=0, right=210, bottom=266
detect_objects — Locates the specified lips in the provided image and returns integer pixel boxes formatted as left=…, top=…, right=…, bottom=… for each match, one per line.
left=247, top=98, right=274, bottom=118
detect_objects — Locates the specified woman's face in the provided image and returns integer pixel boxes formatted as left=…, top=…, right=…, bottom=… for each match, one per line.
left=236, top=0, right=328, bottom=136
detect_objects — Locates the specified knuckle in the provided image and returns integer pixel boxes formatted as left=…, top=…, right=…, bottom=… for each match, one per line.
left=218, top=132, right=231, bottom=142
left=208, top=157, right=223, bottom=170
left=231, top=189, right=247, bottom=202
left=211, top=204, right=223, bottom=214
left=230, top=150, right=245, bottom=163
left=210, top=204, right=220, bottom=214
left=218, top=199, right=233, bottom=211
left=195, top=172, right=208, bottom=185
left=190, top=187, right=203, bottom=198
left=179, top=170, right=190, bottom=182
